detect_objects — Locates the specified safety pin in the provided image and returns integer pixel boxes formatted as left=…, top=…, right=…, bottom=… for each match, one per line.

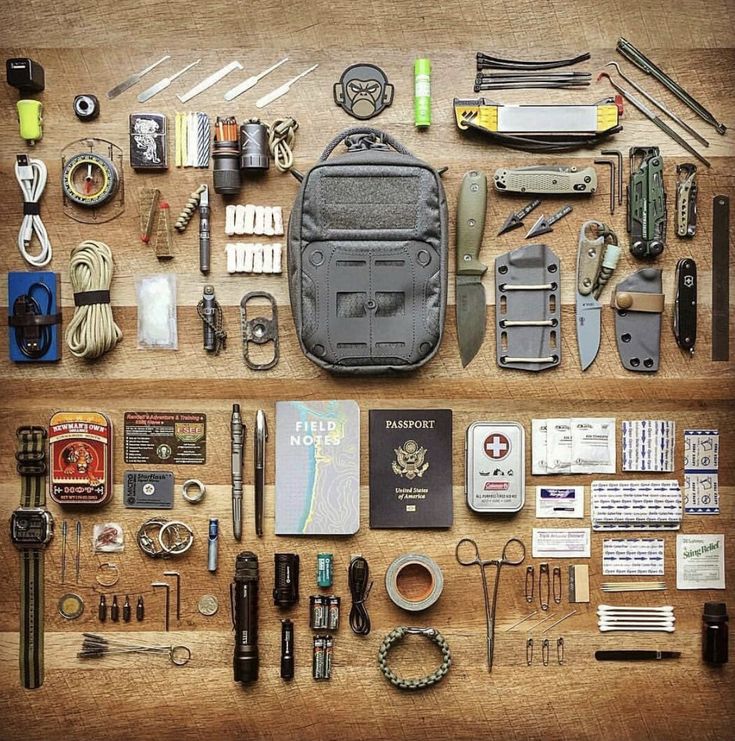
left=553, top=566, right=562, bottom=604
left=542, top=638, right=550, bottom=666
left=539, top=563, right=550, bottom=611
left=525, top=565, right=535, bottom=603
left=505, top=610, right=538, bottom=632
left=557, top=637, right=564, bottom=665
left=526, top=638, right=534, bottom=666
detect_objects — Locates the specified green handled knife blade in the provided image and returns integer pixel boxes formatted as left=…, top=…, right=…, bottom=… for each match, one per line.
left=456, top=170, right=488, bottom=367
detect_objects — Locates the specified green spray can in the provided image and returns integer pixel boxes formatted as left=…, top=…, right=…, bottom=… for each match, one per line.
left=414, top=58, right=431, bottom=128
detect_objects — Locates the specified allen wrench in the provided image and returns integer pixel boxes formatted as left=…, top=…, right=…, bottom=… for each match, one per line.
left=152, top=582, right=171, bottom=631
left=163, top=571, right=181, bottom=620
left=601, top=149, right=623, bottom=205
left=594, top=159, right=616, bottom=215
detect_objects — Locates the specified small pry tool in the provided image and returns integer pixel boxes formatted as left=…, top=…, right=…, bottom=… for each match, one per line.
left=107, top=54, right=171, bottom=99
left=224, top=57, right=290, bottom=101
left=60, top=520, right=68, bottom=584
left=498, top=199, right=541, bottom=236
left=177, top=61, right=243, bottom=103
left=256, top=64, right=319, bottom=109
left=152, top=582, right=171, bottom=631
left=163, top=571, right=181, bottom=621
left=137, top=59, right=201, bottom=103
left=198, top=184, right=210, bottom=273
left=75, top=521, right=82, bottom=584
left=526, top=205, right=572, bottom=238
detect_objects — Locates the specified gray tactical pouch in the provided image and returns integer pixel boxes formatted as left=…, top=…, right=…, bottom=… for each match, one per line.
left=288, top=127, right=448, bottom=375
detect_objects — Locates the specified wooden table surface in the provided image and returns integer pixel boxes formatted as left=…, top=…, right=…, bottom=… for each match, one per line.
left=1, top=2, right=734, bottom=739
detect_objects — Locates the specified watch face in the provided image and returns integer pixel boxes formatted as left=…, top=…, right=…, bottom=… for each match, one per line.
left=10, top=509, right=53, bottom=548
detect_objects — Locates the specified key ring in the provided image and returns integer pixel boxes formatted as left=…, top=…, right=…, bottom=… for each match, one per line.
left=169, top=645, right=192, bottom=666
left=377, top=626, right=451, bottom=690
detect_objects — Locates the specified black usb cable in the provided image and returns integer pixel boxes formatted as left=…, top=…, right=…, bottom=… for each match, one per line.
left=348, top=555, right=373, bottom=636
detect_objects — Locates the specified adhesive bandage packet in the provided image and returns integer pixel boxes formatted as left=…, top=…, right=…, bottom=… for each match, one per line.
left=532, top=528, right=590, bottom=558
left=622, top=419, right=675, bottom=472
left=684, top=429, right=720, bottom=515
left=602, top=538, right=665, bottom=576
left=535, top=486, right=584, bottom=518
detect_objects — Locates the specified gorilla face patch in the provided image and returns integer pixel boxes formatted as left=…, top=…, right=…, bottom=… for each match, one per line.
left=333, top=63, right=394, bottom=120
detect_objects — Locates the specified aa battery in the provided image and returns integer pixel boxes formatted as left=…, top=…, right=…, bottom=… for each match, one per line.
left=312, top=635, right=333, bottom=680
left=309, top=595, right=340, bottom=630
left=317, top=552, right=333, bottom=588
left=414, top=58, right=431, bottom=128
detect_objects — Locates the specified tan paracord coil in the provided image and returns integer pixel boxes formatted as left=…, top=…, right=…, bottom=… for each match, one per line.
left=65, top=239, right=122, bottom=359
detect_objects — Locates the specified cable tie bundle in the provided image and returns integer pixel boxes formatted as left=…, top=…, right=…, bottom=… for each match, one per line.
left=65, top=240, right=122, bottom=359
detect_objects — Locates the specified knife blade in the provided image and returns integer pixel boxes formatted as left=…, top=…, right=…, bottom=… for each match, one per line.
left=456, top=170, right=488, bottom=367
left=576, top=222, right=605, bottom=370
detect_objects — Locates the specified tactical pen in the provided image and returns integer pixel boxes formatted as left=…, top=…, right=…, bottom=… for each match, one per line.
left=255, top=409, right=267, bottom=537
left=231, top=404, right=244, bottom=541
left=199, top=184, right=210, bottom=273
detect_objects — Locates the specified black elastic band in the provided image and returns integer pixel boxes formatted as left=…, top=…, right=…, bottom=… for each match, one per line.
left=8, top=313, right=61, bottom=327
left=23, top=202, right=41, bottom=216
left=74, top=290, right=110, bottom=307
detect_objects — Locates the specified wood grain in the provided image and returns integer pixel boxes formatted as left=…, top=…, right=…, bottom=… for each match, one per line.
left=0, top=1, right=734, bottom=739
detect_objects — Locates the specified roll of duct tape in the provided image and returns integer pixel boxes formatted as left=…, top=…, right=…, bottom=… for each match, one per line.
left=385, top=553, right=444, bottom=612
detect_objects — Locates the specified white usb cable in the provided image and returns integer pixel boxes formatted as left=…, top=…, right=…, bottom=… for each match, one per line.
left=15, top=155, right=52, bottom=267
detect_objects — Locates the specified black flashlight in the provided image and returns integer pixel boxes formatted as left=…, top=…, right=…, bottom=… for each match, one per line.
left=232, top=551, right=259, bottom=683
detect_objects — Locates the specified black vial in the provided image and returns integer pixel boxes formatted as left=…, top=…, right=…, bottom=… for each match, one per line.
left=273, top=553, right=299, bottom=608
left=702, top=602, right=728, bottom=666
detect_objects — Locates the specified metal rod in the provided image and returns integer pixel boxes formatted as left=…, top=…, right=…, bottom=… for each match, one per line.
left=605, top=61, right=709, bottom=147
left=542, top=609, right=578, bottom=633
left=505, top=610, right=539, bottom=632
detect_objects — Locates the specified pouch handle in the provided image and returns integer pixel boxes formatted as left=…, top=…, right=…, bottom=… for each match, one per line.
left=318, top=126, right=415, bottom=161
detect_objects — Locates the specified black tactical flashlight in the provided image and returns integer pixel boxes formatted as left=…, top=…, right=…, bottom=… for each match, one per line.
left=232, top=551, right=259, bottom=683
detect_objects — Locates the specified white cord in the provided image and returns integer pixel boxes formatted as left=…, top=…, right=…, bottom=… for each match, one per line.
left=15, top=155, right=52, bottom=267
left=65, top=240, right=123, bottom=359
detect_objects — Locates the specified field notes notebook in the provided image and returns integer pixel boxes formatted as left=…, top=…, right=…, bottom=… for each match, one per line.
left=275, top=400, right=360, bottom=535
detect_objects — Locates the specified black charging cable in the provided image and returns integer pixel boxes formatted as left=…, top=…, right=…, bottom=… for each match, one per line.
left=11, top=281, right=53, bottom=359
left=348, top=555, right=373, bottom=636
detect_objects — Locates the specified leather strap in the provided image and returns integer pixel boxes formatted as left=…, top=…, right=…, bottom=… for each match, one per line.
left=16, top=426, right=47, bottom=507
left=20, top=549, right=44, bottom=689
left=15, top=426, right=48, bottom=689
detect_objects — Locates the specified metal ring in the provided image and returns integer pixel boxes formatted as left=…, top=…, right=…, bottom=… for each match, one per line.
left=137, top=518, right=168, bottom=558
left=385, top=554, right=444, bottom=612
left=96, top=562, right=120, bottom=587
left=158, top=520, right=194, bottom=555
left=169, top=645, right=192, bottom=666
left=181, top=479, right=206, bottom=503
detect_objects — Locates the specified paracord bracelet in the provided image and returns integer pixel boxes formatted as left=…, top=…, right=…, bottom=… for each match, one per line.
left=378, top=626, right=451, bottom=690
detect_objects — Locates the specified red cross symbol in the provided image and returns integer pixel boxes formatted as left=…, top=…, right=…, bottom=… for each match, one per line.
left=484, top=433, right=510, bottom=460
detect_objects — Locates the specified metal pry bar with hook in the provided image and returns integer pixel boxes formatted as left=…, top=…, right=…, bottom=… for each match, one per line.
left=597, top=72, right=711, bottom=168
left=604, top=61, right=709, bottom=147
left=616, top=37, right=727, bottom=135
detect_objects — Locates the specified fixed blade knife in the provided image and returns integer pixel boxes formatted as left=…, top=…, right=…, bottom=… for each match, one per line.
left=455, top=170, right=488, bottom=367
left=576, top=222, right=606, bottom=370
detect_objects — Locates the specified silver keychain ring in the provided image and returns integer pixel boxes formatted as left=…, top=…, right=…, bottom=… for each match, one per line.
left=182, top=479, right=206, bottom=503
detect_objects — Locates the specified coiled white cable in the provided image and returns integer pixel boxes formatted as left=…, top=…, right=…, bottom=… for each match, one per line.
left=15, top=155, right=52, bottom=267
left=65, top=240, right=123, bottom=359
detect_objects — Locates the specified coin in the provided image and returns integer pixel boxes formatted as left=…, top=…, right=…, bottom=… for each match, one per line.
left=58, top=593, right=85, bottom=620
left=198, top=594, right=219, bottom=616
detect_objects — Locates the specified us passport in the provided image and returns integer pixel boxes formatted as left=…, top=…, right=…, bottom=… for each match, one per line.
left=369, top=409, right=453, bottom=528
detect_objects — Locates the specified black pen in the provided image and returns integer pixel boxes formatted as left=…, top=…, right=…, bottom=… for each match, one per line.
left=254, top=410, right=267, bottom=537
left=595, top=650, right=681, bottom=661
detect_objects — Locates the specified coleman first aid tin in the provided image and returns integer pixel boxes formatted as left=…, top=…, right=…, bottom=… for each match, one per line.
left=465, top=421, right=525, bottom=513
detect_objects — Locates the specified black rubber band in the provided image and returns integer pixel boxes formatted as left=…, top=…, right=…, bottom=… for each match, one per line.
left=74, top=290, right=110, bottom=306
left=8, top=313, right=61, bottom=327
left=23, top=202, right=41, bottom=216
